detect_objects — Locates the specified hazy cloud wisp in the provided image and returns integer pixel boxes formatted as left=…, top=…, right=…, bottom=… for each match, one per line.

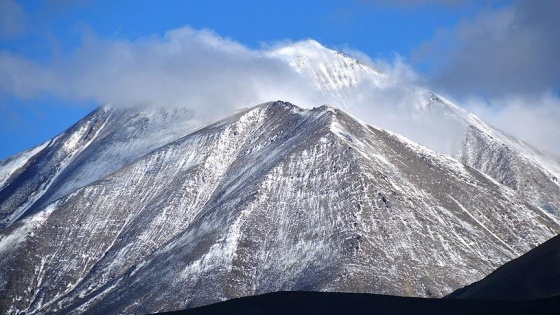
left=414, top=0, right=560, bottom=97
left=0, top=17, right=559, bottom=156
left=0, top=27, right=329, bottom=120
left=409, top=0, right=560, bottom=155
left=463, top=94, right=560, bottom=156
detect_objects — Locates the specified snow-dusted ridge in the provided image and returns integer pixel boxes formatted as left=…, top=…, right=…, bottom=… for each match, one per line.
left=268, top=40, right=384, bottom=92
left=0, top=105, right=204, bottom=229
left=0, top=39, right=559, bottom=314
left=268, top=40, right=560, bottom=217
left=1, top=101, right=558, bottom=314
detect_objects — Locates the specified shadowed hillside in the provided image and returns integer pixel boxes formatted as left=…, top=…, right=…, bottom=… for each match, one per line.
left=160, top=291, right=560, bottom=315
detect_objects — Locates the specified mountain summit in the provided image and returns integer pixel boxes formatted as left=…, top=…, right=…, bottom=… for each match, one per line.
left=1, top=101, right=558, bottom=314
left=269, top=41, right=560, bottom=218
left=1, top=40, right=560, bottom=314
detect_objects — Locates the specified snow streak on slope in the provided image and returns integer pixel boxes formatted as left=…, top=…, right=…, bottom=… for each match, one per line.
left=1, top=40, right=558, bottom=229
left=0, top=105, right=203, bottom=228
left=268, top=41, right=560, bottom=219
left=0, top=39, right=559, bottom=314
left=0, top=102, right=558, bottom=314
left=269, top=40, right=384, bottom=94
left=0, top=143, right=49, bottom=190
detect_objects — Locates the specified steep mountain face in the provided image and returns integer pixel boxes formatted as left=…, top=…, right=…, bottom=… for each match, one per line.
left=449, top=234, right=560, bottom=300
left=1, top=40, right=560, bottom=314
left=268, top=40, right=384, bottom=100
left=0, top=106, right=202, bottom=228
left=460, top=125, right=560, bottom=218
left=268, top=40, right=560, bottom=219
left=1, top=102, right=558, bottom=314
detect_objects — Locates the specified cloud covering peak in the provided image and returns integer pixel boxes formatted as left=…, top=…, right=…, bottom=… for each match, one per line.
left=0, top=27, right=333, bottom=120
left=0, top=17, right=559, bottom=156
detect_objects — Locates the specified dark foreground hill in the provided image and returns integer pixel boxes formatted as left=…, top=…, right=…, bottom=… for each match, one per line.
left=450, top=234, right=560, bottom=300
left=160, top=291, right=560, bottom=315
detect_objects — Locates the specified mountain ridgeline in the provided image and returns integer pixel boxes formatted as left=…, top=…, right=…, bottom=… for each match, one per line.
left=0, top=40, right=559, bottom=314
left=0, top=102, right=558, bottom=314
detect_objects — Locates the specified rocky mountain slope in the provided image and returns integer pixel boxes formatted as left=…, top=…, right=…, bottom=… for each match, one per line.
left=1, top=102, right=559, bottom=314
left=269, top=40, right=560, bottom=219
left=0, top=105, right=202, bottom=229
left=1, top=40, right=560, bottom=314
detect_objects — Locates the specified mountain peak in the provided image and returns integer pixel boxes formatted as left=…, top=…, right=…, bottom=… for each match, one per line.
left=267, top=40, right=383, bottom=95
left=1, top=98, right=560, bottom=314
left=2, top=33, right=560, bottom=314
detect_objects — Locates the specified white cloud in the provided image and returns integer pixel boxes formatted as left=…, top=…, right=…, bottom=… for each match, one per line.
left=342, top=57, right=467, bottom=155
left=0, top=23, right=558, bottom=157
left=463, top=93, right=560, bottom=156
left=0, top=29, right=468, bottom=156
left=0, top=26, right=328, bottom=121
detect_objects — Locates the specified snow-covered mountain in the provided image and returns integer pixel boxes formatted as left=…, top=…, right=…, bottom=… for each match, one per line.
left=0, top=40, right=559, bottom=314
left=0, top=102, right=558, bottom=314
left=0, top=106, right=202, bottom=229
left=269, top=40, right=560, bottom=218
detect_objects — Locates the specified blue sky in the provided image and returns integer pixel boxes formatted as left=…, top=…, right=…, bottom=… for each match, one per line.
left=1, top=0, right=559, bottom=159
